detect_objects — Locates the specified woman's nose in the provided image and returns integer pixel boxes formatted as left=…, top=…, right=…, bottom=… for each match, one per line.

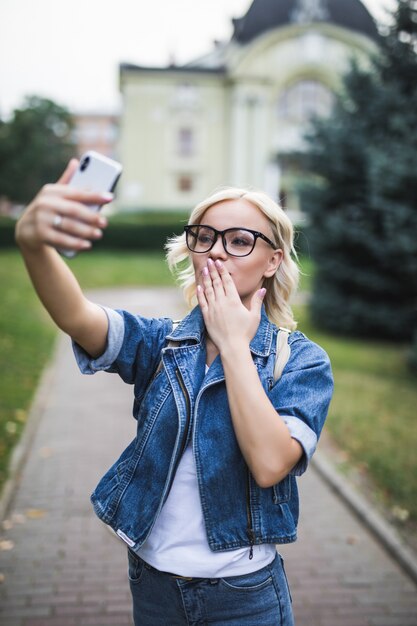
left=208, top=236, right=228, bottom=260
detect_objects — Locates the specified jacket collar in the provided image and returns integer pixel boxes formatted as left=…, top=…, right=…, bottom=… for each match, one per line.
left=166, top=305, right=274, bottom=357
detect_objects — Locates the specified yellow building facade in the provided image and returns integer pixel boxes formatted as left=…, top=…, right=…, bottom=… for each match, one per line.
left=118, top=0, right=378, bottom=215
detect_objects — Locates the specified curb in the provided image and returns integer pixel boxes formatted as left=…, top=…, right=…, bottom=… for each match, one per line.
left=312, top=450, right=417, bottom=585
left=0, top=335, right=61, bottom=523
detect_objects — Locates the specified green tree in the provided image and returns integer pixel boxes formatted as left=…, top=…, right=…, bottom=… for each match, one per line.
left=0, top=96, right=74, bottom=204
left=301, top=0, right=417, bottom=340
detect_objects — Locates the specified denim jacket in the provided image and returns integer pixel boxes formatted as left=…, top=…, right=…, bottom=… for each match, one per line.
left=73, top=305, right=333, bottom=553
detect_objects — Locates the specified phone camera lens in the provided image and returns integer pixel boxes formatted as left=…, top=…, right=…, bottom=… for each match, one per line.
left=80, top=156, right=90, bottom=172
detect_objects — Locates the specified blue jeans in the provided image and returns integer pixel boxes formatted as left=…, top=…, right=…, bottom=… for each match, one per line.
left=127, top=549, right=294, bottom=625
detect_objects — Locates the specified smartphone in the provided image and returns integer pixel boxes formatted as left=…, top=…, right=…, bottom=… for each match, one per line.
left=59, top=150, right=122, bottom=258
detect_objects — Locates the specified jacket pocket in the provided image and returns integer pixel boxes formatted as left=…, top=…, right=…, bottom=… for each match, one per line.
left=91, top=444, right=136, bottom=522
left=272, top=475, right=291, bottom=504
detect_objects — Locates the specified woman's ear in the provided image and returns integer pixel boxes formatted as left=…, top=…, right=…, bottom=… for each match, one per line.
left=263, top=248, right=283, bottom=279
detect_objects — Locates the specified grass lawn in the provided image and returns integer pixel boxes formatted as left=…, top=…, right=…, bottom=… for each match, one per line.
left=0, top=253, right=56, bottom=488
left=1, top=249, right=416, bottom=534
left=0, top=249, right=174, bottom=488
left=70, top=250, right=174, bottom=288
left=294, top=305, right=417, bottom=526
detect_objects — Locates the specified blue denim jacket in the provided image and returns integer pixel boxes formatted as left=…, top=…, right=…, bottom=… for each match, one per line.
left=74, top=305, right=333, bottom=553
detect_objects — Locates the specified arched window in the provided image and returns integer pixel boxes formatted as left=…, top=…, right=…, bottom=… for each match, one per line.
left=277, top=80, right=334, bottom=123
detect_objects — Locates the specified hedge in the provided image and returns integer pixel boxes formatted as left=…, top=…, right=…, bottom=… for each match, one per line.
left=0, top=218, right=16, bottom=247
left=0, top=216, right=185, bottom=251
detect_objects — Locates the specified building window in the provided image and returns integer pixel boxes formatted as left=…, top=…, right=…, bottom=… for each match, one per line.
left=173, top=83, right=199, bottom=109
left=178, top=175, right=193, bottom=192
left=277, top=80, right=334, bottom=123
left=177, top=128, right=194, bottom=157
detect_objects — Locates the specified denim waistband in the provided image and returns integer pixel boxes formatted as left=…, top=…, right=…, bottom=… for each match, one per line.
left=133, top=552, right=213, bottom=581
left=130, top=549, right=278, bottom=582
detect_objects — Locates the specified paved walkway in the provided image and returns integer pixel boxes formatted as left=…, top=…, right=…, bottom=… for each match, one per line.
left=0, top=288, right=416, bottom=626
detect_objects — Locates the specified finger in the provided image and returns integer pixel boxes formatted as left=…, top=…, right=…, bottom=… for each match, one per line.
left=214, top=260, right=238, bottom=298
left=34, top=198, right=105, bottom=249
left=196, top=284, right=208, bottom=314
left=207, top=258, right=225, bottom=298
left=250, top=288, right=266, bottom=316
left=56, top=159, right=79, bottom=184
left=43, top=225, right=93, bottom=252
left=42, top=196, right=108, bottom=228
left=44, top=206, right=101, bottom=248
left=202, top=266, right=216, bottom=303
left=44, top=184, right=114, bottom=208
left=49, top=212, right=104, bottom=242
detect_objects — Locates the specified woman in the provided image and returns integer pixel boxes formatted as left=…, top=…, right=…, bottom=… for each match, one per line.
left=16, top=159, right=333, bottom=625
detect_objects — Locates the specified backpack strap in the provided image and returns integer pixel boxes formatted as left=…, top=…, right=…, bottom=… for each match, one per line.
left=167, top=320, right=182, bottom=349
left=273, top=327, right=291, bottom=382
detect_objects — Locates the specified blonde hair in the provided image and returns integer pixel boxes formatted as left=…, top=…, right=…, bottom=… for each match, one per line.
left=165, top=187, right=299, bottom=330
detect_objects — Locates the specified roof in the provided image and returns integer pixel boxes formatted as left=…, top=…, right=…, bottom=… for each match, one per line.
left=120, top=62, right=226, bottom=75
left=232, top=0, right=379, bottom=43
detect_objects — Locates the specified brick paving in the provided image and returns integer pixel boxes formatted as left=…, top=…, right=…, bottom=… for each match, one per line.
left=1, top=287, right=416, bottom=626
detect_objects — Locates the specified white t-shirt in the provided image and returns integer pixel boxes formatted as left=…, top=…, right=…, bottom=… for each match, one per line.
left=137, top=441, right=277, bottom=577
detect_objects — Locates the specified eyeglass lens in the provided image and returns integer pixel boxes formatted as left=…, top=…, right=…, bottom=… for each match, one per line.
left=187, top=226, right=255, bottom=256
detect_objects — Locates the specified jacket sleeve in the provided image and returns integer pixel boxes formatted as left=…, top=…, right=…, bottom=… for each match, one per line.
left=72, top=306, right=173, bottom=394
left=270, top=335, right=334, bottom=476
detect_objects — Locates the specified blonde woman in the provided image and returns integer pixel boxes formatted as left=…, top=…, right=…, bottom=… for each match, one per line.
left=16, top=160, right=333, bottom=625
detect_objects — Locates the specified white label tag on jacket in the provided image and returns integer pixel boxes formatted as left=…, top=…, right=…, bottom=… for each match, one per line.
left=116, top=529, right=135, bottom=547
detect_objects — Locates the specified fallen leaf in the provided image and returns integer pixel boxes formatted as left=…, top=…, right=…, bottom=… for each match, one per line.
left=26, top=509, right=47, bottom=520
left=391, top=505, right=409, bottom=522
left=2, top=519, right=13, bottom=531
left=346, top=534, right=359, bottom=545
left=5, top=421, right=17, bottom=435
left=39, top=447, right=54, bottom=459
left=14, top=409, right=27, bottom=423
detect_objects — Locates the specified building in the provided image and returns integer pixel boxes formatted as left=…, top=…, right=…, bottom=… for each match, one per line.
left=118, top=0, right=378, bottom=215
left=72, top=113, right=119, bottom=160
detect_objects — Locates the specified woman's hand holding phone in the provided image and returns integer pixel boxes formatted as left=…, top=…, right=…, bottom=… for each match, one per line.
left=15, top=152, right=121, bottom=255
left=15, top=156, right=118, bottom=357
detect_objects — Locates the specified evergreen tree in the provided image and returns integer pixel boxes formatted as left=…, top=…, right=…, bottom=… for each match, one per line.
left=301, top=0, right=417, bottom=340
left=0, top=96, right=73, bottom=204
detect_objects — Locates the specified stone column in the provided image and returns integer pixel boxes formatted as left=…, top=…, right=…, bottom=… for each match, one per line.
left=229, top=85, right=248, bottom=186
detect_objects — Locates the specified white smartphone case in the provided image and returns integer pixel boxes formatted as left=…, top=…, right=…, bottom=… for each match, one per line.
left=59, top=150, right=122, bottom=258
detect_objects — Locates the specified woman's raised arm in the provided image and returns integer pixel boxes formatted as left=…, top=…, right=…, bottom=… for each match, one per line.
left=15, top=160, right=113, bottom=358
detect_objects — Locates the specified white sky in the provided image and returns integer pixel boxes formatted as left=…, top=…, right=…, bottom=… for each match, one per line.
left=0, top=0, right=395, bottom=118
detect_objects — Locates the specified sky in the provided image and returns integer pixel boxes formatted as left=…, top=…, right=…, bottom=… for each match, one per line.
left=0, top=0, right=396, bottom=119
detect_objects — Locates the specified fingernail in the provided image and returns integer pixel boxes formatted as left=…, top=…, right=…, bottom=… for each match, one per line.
left=93, top=229, right=102, bottom=238
left=215, top=260, right=222, bottom=269
left=203, top=267, right=209, bottom=276
left=102, top=192, right=114, bottom=201
left=207, top=258, right=213, bottom=266
left=259, top=288, right=266, bottom=298
left=98, top=216, right=107, bottom=227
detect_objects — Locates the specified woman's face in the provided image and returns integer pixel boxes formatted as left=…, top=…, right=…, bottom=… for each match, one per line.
left=191, top=199, right=282, bottom=308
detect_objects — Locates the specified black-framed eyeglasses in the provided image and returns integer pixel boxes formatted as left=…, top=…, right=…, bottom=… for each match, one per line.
left=184, top=224, right=277, bottom=258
